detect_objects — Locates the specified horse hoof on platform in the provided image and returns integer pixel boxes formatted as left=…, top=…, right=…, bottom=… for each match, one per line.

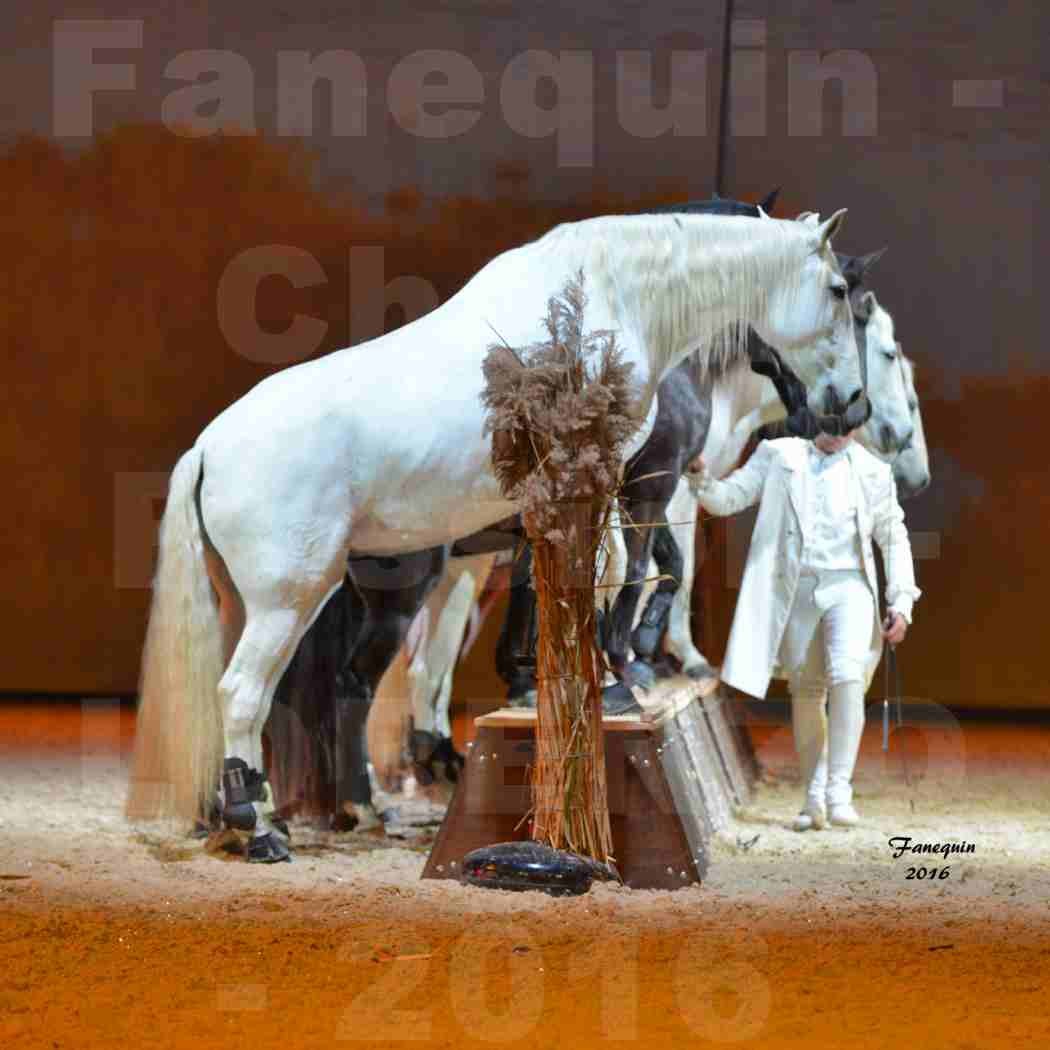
left=507, top=688, right=538, bottom=709
left=684, top=662, right=719, bottom=683
left=625, top=660, right=657, bottom=690
left=601, top=682, right=643, bottom=717
left=652, top=655, right=680, bottom=680
left=247, top=831, right=291, bottom=864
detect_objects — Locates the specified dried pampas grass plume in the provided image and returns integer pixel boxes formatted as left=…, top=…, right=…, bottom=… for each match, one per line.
left=481, top=271, right=641, bottom=863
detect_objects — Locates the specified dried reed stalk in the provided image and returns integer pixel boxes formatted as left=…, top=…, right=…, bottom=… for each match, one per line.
left=481, top=272, right=639, bottom=863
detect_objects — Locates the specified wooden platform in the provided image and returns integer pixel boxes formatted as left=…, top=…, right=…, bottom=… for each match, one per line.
left=696, top=689, right=758, bottom=806
left=421, top=677, right=756, bottom=891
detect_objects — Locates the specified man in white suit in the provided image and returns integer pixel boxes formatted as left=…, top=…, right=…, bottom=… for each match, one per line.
left=689, top=429, right=919, bottom=829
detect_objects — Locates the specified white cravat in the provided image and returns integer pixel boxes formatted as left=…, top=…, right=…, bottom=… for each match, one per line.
left=801, top=445, right=863, bottom=571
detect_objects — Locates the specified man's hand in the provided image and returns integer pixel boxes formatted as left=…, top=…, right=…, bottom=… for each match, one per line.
left=882, top=611, right=907, bottom=646
left=686, top=455, right=714, bottom=492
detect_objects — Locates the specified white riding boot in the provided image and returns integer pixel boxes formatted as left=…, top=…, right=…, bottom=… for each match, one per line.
left=826, top=680, right=866, bottom=826
left=790, top=688, right=828, bottom=831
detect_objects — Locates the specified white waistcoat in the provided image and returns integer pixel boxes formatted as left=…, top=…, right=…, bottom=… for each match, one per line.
left=800, top=445, right=863, bottom=571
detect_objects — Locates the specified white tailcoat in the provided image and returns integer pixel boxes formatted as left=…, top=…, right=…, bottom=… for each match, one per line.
left=694, top=438, right=920, bottom=699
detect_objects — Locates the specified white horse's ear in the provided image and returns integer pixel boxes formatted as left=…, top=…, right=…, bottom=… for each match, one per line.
left=857, top=290, right=877, bottom=321
left=813, top=208, right=848, bottom=251
left=796, top=211, right=820, bottom=226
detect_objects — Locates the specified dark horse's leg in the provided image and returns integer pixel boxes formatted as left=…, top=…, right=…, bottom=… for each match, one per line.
left=630, top=523, right=685, bottom=674
left=604, top=491, right=676, bottom=688
left=493, top=543, right=644, bottom=717
left=265, top=549, right=446, bottom=834
left=265, top=573, right=366, bottom=831
left=602, top=355, right=712, bottom=689
left=495, top=543, right=539, bottom=705
left=331, top=548, right=448, bottom=829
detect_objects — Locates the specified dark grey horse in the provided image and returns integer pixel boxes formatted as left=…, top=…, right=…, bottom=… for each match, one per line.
left=599, top=247, right=893, bottom=688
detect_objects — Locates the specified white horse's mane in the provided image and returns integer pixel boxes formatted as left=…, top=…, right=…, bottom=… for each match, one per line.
left=901, top=354, right=918, bottom=387
left=537, top=212, right=828, bottom=386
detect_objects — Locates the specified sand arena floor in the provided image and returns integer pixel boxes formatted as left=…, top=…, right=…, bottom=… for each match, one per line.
left=1, top=701, right=1049, bottom=1049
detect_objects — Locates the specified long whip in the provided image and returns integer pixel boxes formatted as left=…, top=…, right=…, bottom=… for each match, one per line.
left=879, top=359, right=912, bottom=787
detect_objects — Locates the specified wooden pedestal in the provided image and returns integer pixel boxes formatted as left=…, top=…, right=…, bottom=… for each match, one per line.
left=697, top=689, right=758, bottom=805
left=422, top=677, right=751, bottom=891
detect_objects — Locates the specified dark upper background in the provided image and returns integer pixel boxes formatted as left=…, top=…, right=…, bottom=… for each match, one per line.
left=2, top=2, right=1047, bottom=706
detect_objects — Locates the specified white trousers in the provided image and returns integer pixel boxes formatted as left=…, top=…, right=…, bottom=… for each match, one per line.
left=783, top=569, right=874, bottom=690
left=787, top=569, right=873, bottom=808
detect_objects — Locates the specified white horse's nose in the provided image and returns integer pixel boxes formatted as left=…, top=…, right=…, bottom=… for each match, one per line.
left=899, top=473, right=930, bottom=499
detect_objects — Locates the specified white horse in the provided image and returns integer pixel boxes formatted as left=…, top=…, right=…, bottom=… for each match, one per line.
left=888, top=355, right=930, bottom=500
left=128, top=209, right=864, bottom=859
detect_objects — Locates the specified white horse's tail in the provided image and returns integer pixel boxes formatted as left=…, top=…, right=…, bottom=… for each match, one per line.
left=126, top=445, right=224, bottom=824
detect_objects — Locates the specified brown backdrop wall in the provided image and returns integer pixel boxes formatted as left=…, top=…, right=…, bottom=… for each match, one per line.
left=3, top=2, right=1047, bottom=707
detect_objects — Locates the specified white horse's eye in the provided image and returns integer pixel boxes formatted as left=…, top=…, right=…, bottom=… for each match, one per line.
left=831, top=283, right=847, bottom=301
left=882, top=349, right=897, bottom=361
